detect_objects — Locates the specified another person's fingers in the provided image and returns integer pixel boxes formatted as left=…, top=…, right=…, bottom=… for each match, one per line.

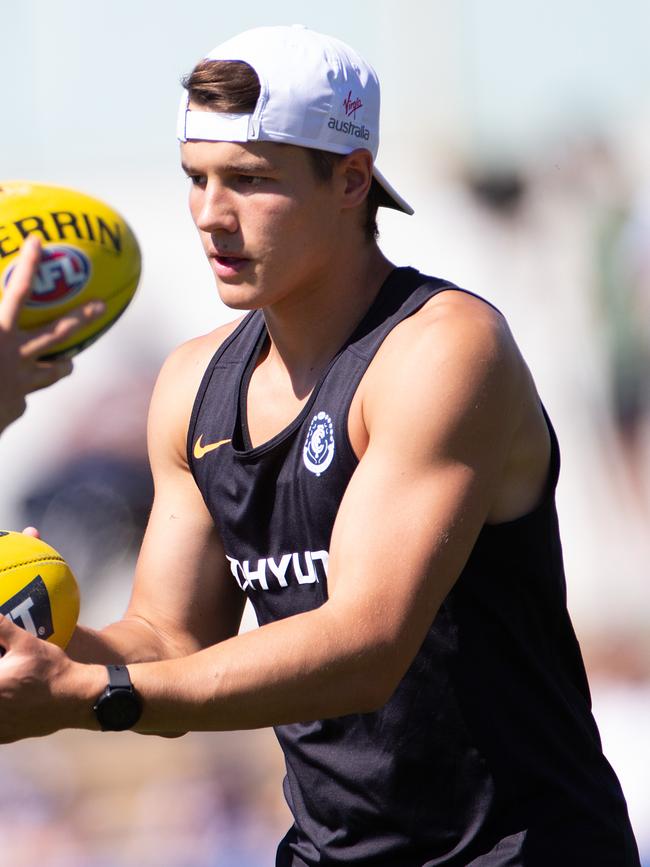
left=20, top=300, right=105, bottom=359
left=22, top=358, right=74, bottom=393
left=21, top=527, right=40, bottom=539
left=0, top=236, right=42, bottom=328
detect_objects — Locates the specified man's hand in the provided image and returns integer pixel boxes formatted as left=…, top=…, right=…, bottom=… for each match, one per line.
left=0, top=235, right=105, bottom=434
left=0, top=614, right=101, bottom=742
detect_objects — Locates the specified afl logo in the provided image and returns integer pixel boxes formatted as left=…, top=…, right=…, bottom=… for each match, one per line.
left=303, top=411, right=335, bottom=477
left=3, top=245, right=91, bottom=306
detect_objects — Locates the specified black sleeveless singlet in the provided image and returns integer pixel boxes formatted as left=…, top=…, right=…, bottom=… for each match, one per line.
left=188, top=267, right=639, bottom=866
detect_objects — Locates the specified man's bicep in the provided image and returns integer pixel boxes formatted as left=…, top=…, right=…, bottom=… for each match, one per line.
left=126, top=469, right=245, bottom=653
left=326, top=447, right=491, bottom=680
left=124, top=339, right=246, bottom=654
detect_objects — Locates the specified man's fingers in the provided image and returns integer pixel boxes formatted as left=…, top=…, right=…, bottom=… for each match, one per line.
left=20, top=300, right=105, bottom=358
left=0, top=236, right=42, bottom=328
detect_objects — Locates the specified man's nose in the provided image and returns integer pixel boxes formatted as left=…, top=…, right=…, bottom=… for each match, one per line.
left=196, top=185, right=238, bottom=234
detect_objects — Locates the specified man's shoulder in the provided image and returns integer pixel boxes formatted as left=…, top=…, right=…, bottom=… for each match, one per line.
left=355, top=285, right=548, bottom=519
left=414, top=284, right=506, bottom=334
left=160, top=315, right=247, bottom=386
left=376, top=285, right=520, bottom=386
left=146, top=316, right=246, bottom=466
left=356, top=284, right=529, bottom=455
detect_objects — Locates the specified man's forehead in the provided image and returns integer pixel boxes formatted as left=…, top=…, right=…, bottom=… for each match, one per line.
left=180, top=138, right=298, bottom=171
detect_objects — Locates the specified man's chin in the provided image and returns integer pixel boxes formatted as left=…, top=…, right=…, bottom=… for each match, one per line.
left=214, top=280, right=264, bottom=311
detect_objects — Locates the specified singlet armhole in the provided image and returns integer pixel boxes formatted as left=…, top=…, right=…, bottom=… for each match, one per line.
left=484, top=404, right=561, bottom=530
left=340, top=282, right=482, bottom=467
left=186, top=312, right=258, bottom=471
left=236, top=327, right=268, bottom=452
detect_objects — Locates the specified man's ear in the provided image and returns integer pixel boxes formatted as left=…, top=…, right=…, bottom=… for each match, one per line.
left=337, top=149, right=374, bottom=210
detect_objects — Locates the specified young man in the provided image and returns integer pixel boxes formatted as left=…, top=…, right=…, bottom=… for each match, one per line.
left=0, top=236, right=103, bottom=434
left=0, top=25, right=640, bottom=866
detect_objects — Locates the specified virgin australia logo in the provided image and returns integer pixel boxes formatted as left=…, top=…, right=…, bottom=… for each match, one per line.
left=343, top=90, right=363, bottom=118
left=303, top=411, right=335, bottom=476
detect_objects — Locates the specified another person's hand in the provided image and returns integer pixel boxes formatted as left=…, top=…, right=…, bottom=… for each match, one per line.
left=0, top=236, right=104, bottom=434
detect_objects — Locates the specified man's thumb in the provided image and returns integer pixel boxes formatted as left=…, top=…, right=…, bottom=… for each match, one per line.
left=0, top=614, right=23, bottom=655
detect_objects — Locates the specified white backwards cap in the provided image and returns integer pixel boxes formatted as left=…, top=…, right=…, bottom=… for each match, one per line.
left=177, top=24, right=413, bottom=215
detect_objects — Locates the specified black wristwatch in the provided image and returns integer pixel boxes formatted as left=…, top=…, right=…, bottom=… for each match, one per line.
left=93, top=664, right=142, bottom=731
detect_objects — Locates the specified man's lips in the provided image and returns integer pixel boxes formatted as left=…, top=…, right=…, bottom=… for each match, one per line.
left=209, top=252, right=250, bottom=275
left=211, top=252, right=245, bottom=263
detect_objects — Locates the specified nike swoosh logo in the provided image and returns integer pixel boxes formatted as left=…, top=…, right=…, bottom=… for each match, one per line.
left=193, top=435, right=231, bottom=459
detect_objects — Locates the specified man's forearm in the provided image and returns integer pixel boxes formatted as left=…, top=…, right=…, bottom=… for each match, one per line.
left=66, top=617, right=176, bottom=665
left=125, top=603, right=396, bottom=735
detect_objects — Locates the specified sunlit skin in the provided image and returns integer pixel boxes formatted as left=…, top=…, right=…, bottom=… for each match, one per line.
left=182, top=139, right=343, bottom=308
left=181, top=136, right=393, bottom=395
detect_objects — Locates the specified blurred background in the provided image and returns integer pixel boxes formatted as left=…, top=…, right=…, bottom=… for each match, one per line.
left=1, top=0, right=649, bottom=863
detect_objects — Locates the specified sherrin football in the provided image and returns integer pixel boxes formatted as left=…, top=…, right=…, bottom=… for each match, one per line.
left=0, top=180, right=141, bottom=358
left=0, top=531, right=80, bottom=649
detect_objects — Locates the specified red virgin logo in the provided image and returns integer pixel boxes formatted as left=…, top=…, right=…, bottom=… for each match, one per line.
left=343, top=91, right=363, bottom=118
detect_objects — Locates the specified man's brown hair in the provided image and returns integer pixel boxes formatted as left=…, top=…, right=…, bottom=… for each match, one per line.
left=182, top=59, right=380, bottom=240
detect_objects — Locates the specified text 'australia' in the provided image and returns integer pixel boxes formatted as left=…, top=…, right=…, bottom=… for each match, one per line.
left=327, top=117, right=370, bottom=140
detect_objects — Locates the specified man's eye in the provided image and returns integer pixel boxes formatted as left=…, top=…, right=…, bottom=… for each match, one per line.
left=186, top=174, right=206, bottom=187
left=239, top=175, right=264, bottom=186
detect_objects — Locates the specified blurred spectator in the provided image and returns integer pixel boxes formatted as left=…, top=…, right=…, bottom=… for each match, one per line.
left=594, top=182, right=650, bottom=512
left=19, top=372, right=155, bottom=622
left=588, top=640, right=650, bottom=867
left=0, top=729, right=288, bottom=866
left=466, top=165, right=529, bottom=218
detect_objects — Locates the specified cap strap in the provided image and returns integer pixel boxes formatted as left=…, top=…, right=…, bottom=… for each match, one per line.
left=178, top=109, right=253, bottom=143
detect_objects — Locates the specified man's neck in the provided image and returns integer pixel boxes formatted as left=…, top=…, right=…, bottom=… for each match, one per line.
left=260, top=244, right=394, bottom=395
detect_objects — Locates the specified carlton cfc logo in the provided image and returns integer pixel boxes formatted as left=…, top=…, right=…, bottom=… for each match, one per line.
left=303, top=411, right=335, bottom=477
left=3, top=244, right=91, bottom=306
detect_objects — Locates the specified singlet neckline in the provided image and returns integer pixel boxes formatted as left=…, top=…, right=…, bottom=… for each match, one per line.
left=234, top=266, right=415, bottom=456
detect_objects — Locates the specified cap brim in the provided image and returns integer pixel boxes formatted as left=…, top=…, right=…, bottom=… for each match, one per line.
left=372, top=166, right=414, bottom=215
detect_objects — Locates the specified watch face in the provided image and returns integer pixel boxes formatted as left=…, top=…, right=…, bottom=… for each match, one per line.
left=96, top=687, right=142, bottom=731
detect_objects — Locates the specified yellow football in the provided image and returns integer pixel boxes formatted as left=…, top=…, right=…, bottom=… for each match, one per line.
left=0, top=180, right=141, bottom=358
left=0, top=531, right=80, bottom=649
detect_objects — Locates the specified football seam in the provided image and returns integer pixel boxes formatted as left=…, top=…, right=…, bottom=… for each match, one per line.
left=0, top=555, right=66, bottom=574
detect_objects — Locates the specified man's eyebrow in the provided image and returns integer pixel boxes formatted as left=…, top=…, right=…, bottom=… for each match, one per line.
left=181, top=159, right=277, bottom=175
left=224, top=160, right=278, bottom=173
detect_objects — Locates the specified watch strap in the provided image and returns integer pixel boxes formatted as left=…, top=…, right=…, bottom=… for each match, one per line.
left=106, top=664, right=133, bottom=690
